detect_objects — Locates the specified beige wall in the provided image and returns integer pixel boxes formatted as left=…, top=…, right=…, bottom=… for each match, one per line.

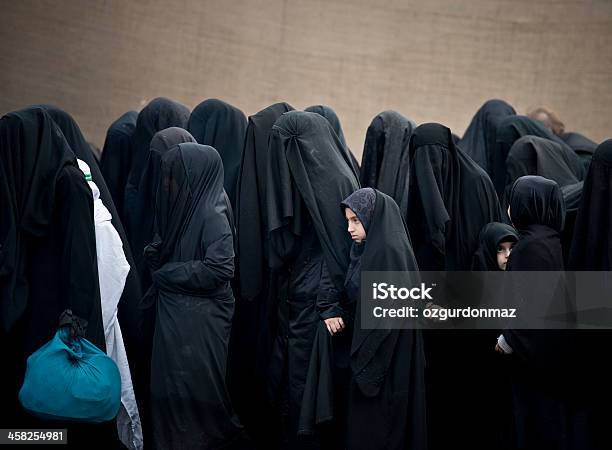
left=1, top=0, right=611, bottom=159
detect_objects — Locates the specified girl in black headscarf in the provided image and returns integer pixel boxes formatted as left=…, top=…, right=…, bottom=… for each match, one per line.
left=341, top=188, right=427, bottom=450
left=472, top=222, right=519, bottom=271
left=144, top=143, right=246, bottom=449
left=100, top=110, right=138, bottom=221
left=266, top=111, right=358, bottom=448
left=458, top=99, right=516, bottom=174
left=0, top=107, right=109, bottom=445
left=231, top=102, right=294, bottom=448
left=359, top=111, right=415, bottom=220
left=124, top=97, right=190, bottom=249
left=304, top=104, right=360, bottom=175
left=498, top=175, right=588, bottom=450
left=187, top=98, right=247, bottom=211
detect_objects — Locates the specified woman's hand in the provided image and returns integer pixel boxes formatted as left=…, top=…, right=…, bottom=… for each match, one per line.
left=324, top=317, right=345, bottom=335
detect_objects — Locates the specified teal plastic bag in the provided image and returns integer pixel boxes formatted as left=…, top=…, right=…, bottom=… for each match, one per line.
left=19, top=327, right=121, bottom=423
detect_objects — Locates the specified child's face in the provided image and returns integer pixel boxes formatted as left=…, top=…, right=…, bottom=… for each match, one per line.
left=496, top=241, right=514, bottom=270
left=345, top=208, right=366, bottom=243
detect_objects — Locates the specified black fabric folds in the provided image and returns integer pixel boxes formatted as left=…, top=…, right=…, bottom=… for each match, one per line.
left=359, top=111, right=415, bottom=220
left=145, top=142, right=245, bottom=449
left=493, top=115, right=585, bottom=196
left=407, top=122, right=501, bottom=271
left=569, top=139, right=612, bottom=270
left=267, top=111, right=359, bottom=290
left=305, top=104, right=360, bottom=175
left=132, top=127, right=196, bottom=292
left=458, top=99, right=516, bottom=174
left=124, top=97, right=190, bottom=247
left=187, top=98, right=247, bottom=211
left=341, top=189, right=427, bottom=450
left=100, top=110, right=138, bottom=220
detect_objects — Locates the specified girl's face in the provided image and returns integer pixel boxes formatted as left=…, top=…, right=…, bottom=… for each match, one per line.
left=496, top=241, right=514, bottom=270
left=345, top=208, right=366, bottom=243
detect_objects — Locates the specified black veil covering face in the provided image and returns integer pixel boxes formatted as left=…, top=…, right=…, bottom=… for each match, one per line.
left=340, top=189, right=427, bottom=450
left=503, top=176, right=589, bottom=450
left=457, top=99, right=516, bottom=174
left=493, top=115, right=585, bottom=197
left=504, top=135, right=585, bottom=260
left=407, top=122, right=501, bottom=271
left=359, top=110, right=415, bottom=220
left=145, top=143, right=245, bottom=449
left=124, top=97, right=190, bottom=247
left=305, top=104, right=360, bottom=175
left=0, top=107, right=111, bottom=445
left=406, top=123, right=501, bottom=450
left=187, top=98, right=247, bottom=211
left=265, top=110, right=358, bottom=447
left=131, top=127, right=196, bottom=292
left=100, top=110, right=138, bottom=221
left=472, top=222, right=519, bottom=271
left=231, top=102, right=294, bottom=448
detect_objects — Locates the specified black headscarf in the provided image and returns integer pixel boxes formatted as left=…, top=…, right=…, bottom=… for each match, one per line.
left=407, top=122, right=501, bottom=271
left=493, top=115, right=585, bottom=196
left=124, top=97, right=190, bottom=243
left=458, top=99, right=516, bottom=174
left=187, top=99, right=247, bottom=211
left=132, top=127, right=196, bottom=290
left=359, top=111, right=415, bottom=219
left=508, top=175, right=565, bottom=235
left=562, top=131, right=597, bottom=171
left=305, top=104, right=360, bottom=175
left=267, top=111, right=359, bottom=292
left=472, top=222, right=519, bottom=271
left=39, top=105, right=143, bottom=345
left=236, top=102, right=294, bottom=301
left=100, top=110, right=138, bottom=219
left=340, top=187, right=376, bottom=233
left=569, top=139, right=612, bottom=270
left=0, top=107, right=77, bottom=331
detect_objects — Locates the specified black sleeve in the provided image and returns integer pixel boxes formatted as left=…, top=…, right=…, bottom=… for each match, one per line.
left=58, top=165, right=105, bottom=351
left=316, top=258, right=344, bottom=320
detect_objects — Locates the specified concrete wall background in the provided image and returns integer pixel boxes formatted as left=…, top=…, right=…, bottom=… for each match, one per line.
left=1, top=0, right=611, bottom=159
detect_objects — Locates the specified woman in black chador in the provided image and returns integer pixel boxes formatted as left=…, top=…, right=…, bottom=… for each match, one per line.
left=304, top=104, right=360, bottom=175
left=341, top=188, right=427, bottom=450
left=359, top=110, right=415, bottom=220
left=232, top=102, right=294, bottom=448
left=457, top=99, right=516, bottom=175
left=144, top=143, right=246, bottom=449
left=499, top=175, right=588, bottom=450
left=568, top=139, right=612, bottom=450
left=100, top=110, right=138, bottom=221
left=406, top=122, right=501, bottom=450
left=187, top=98, right=247, bottom=211
left=0, top=107, right=110, bottom=446
left=265, top=111, right=358, bottom=449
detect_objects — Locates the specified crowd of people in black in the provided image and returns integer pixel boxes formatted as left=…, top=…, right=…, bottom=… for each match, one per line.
left=1, top=97, right=610, bottom=450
